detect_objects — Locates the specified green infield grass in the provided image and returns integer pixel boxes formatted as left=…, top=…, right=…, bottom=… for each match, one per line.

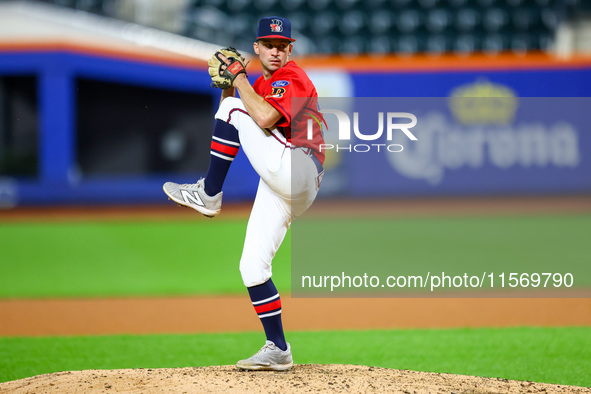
left=0, top=214, right=589, bottom=298
left=1, top=327, right=590, bottom=387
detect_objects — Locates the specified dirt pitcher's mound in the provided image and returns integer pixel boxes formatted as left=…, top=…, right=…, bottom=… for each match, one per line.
left=1, top=365, right=590, bottom=394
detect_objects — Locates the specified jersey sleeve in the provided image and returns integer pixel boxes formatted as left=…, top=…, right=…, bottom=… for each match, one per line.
left=263, top=69, right=309, bottom=128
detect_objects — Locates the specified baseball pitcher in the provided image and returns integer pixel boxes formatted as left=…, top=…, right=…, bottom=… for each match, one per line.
left=163, top=16, right=325, bottom=371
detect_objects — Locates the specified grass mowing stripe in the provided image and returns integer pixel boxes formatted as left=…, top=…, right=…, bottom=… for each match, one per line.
left=1, top=215, right=589, bottom=298
left=0, top=220, right=291, bottom=298
left=1, top=327, right=590, bottom=387
left=293, top=214, right=591, bottom=288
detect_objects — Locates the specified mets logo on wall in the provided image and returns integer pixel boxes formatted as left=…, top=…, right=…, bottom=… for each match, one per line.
left=270, top=19, right=283, bottom=32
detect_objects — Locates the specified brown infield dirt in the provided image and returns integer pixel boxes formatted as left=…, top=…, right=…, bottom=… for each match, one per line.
left=1, top=196, right=590, bottom=393
left=2, top=365, right=591, bottom=394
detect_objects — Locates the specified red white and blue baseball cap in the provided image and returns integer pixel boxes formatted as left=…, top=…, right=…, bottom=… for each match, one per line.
left=256, top=16, right=296, bottom=42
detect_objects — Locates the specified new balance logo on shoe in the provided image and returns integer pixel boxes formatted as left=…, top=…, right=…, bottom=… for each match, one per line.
left=180, top=190, right=204, bottom=206
left=162, top=179, right=222, bottom=217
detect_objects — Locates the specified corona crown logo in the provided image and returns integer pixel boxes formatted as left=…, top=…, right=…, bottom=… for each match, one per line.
left=449, top=79, right=518, bottom=125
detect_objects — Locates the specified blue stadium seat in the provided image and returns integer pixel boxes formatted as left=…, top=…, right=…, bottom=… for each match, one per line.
left=369, top=35, right=393, bottom=54
left=396, top=34, right=421, bottom=55
left=534, top=0, right=552, bottom=6
left=307, top=0, right=331, bottom=11
left=483, top=7, right=509, bottom=32
left=447, top=0, right=468, bottom=7
left=481, top=33, right=509, bottom=54
left=513, top=7, right=541, bottom=31
left=253, top=0, right=277, bottom=12
left=286, top=12, right=309, bottom=32
left=227, top=0, right=251, bottom=12
left=316, top=36, right=341, bottom=54
left=511, top=33, right=532, bottom=54
left=340, top=36, right=366, bottom=54
left=540, top=8, right=559, bottom=29
left=426, top=8, right=452, bottom=33
left=203, top=0, right=226, bottom=6
left=426, top=34, right=450, bottom=54
left=335, top=0, right=360, bottom=10
left=368, top=9, right=393, bottom=35
left=365, top=0, right=388, bottom=9
left=310, top=11, right=338, bottom=36
left=339, top=10, right=366, bottom=36
left=454, top=7, right=480, bottom=32
left=453, top=34, right=478, bottom=54
left=418, top=0, right=441, bottom=8
left=396, top=9, right=424, bottom=33
left=537, top=31, right=553, bottom=50
left=390, top=0, right=413, bottom=8
left=476, top=0, right=499, bottom=7
left=282, top=0, right=306, bottom=11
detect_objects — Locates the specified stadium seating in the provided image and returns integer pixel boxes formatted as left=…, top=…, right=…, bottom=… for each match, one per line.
left=37, top=0, right=583, bottom=55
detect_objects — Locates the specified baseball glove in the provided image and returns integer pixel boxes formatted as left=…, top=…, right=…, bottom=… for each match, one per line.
left=208, top=47, right=248, bottom=89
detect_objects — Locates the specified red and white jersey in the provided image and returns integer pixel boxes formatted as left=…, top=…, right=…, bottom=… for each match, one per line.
left=252, top=61, right=326, bottom=165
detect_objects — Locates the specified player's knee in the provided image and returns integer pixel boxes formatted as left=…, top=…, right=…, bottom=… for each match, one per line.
left=239, top=259, right=271, bottom=287
left=215, top=97, right=245, bottom=121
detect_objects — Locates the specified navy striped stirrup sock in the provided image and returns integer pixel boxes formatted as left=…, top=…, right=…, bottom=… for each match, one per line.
left=204, top=119, right=240, bottom=196
left=247, top=279, right=287, bottom=351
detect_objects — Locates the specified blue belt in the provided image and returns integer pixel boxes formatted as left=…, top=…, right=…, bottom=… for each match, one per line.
left=300, top=147, right=323, bottom=175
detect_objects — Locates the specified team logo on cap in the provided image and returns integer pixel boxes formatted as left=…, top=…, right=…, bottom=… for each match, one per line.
left=270, top=19, right=283, bottom=32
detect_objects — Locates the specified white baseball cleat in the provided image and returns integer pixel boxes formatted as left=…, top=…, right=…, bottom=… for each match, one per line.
left=236, top=341, right=293, bottom=371
left=162, top=178, right=222, bottom=218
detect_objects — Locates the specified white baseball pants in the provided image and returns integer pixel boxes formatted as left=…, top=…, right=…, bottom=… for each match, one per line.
left=215, top=97, right=319, bottom=287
